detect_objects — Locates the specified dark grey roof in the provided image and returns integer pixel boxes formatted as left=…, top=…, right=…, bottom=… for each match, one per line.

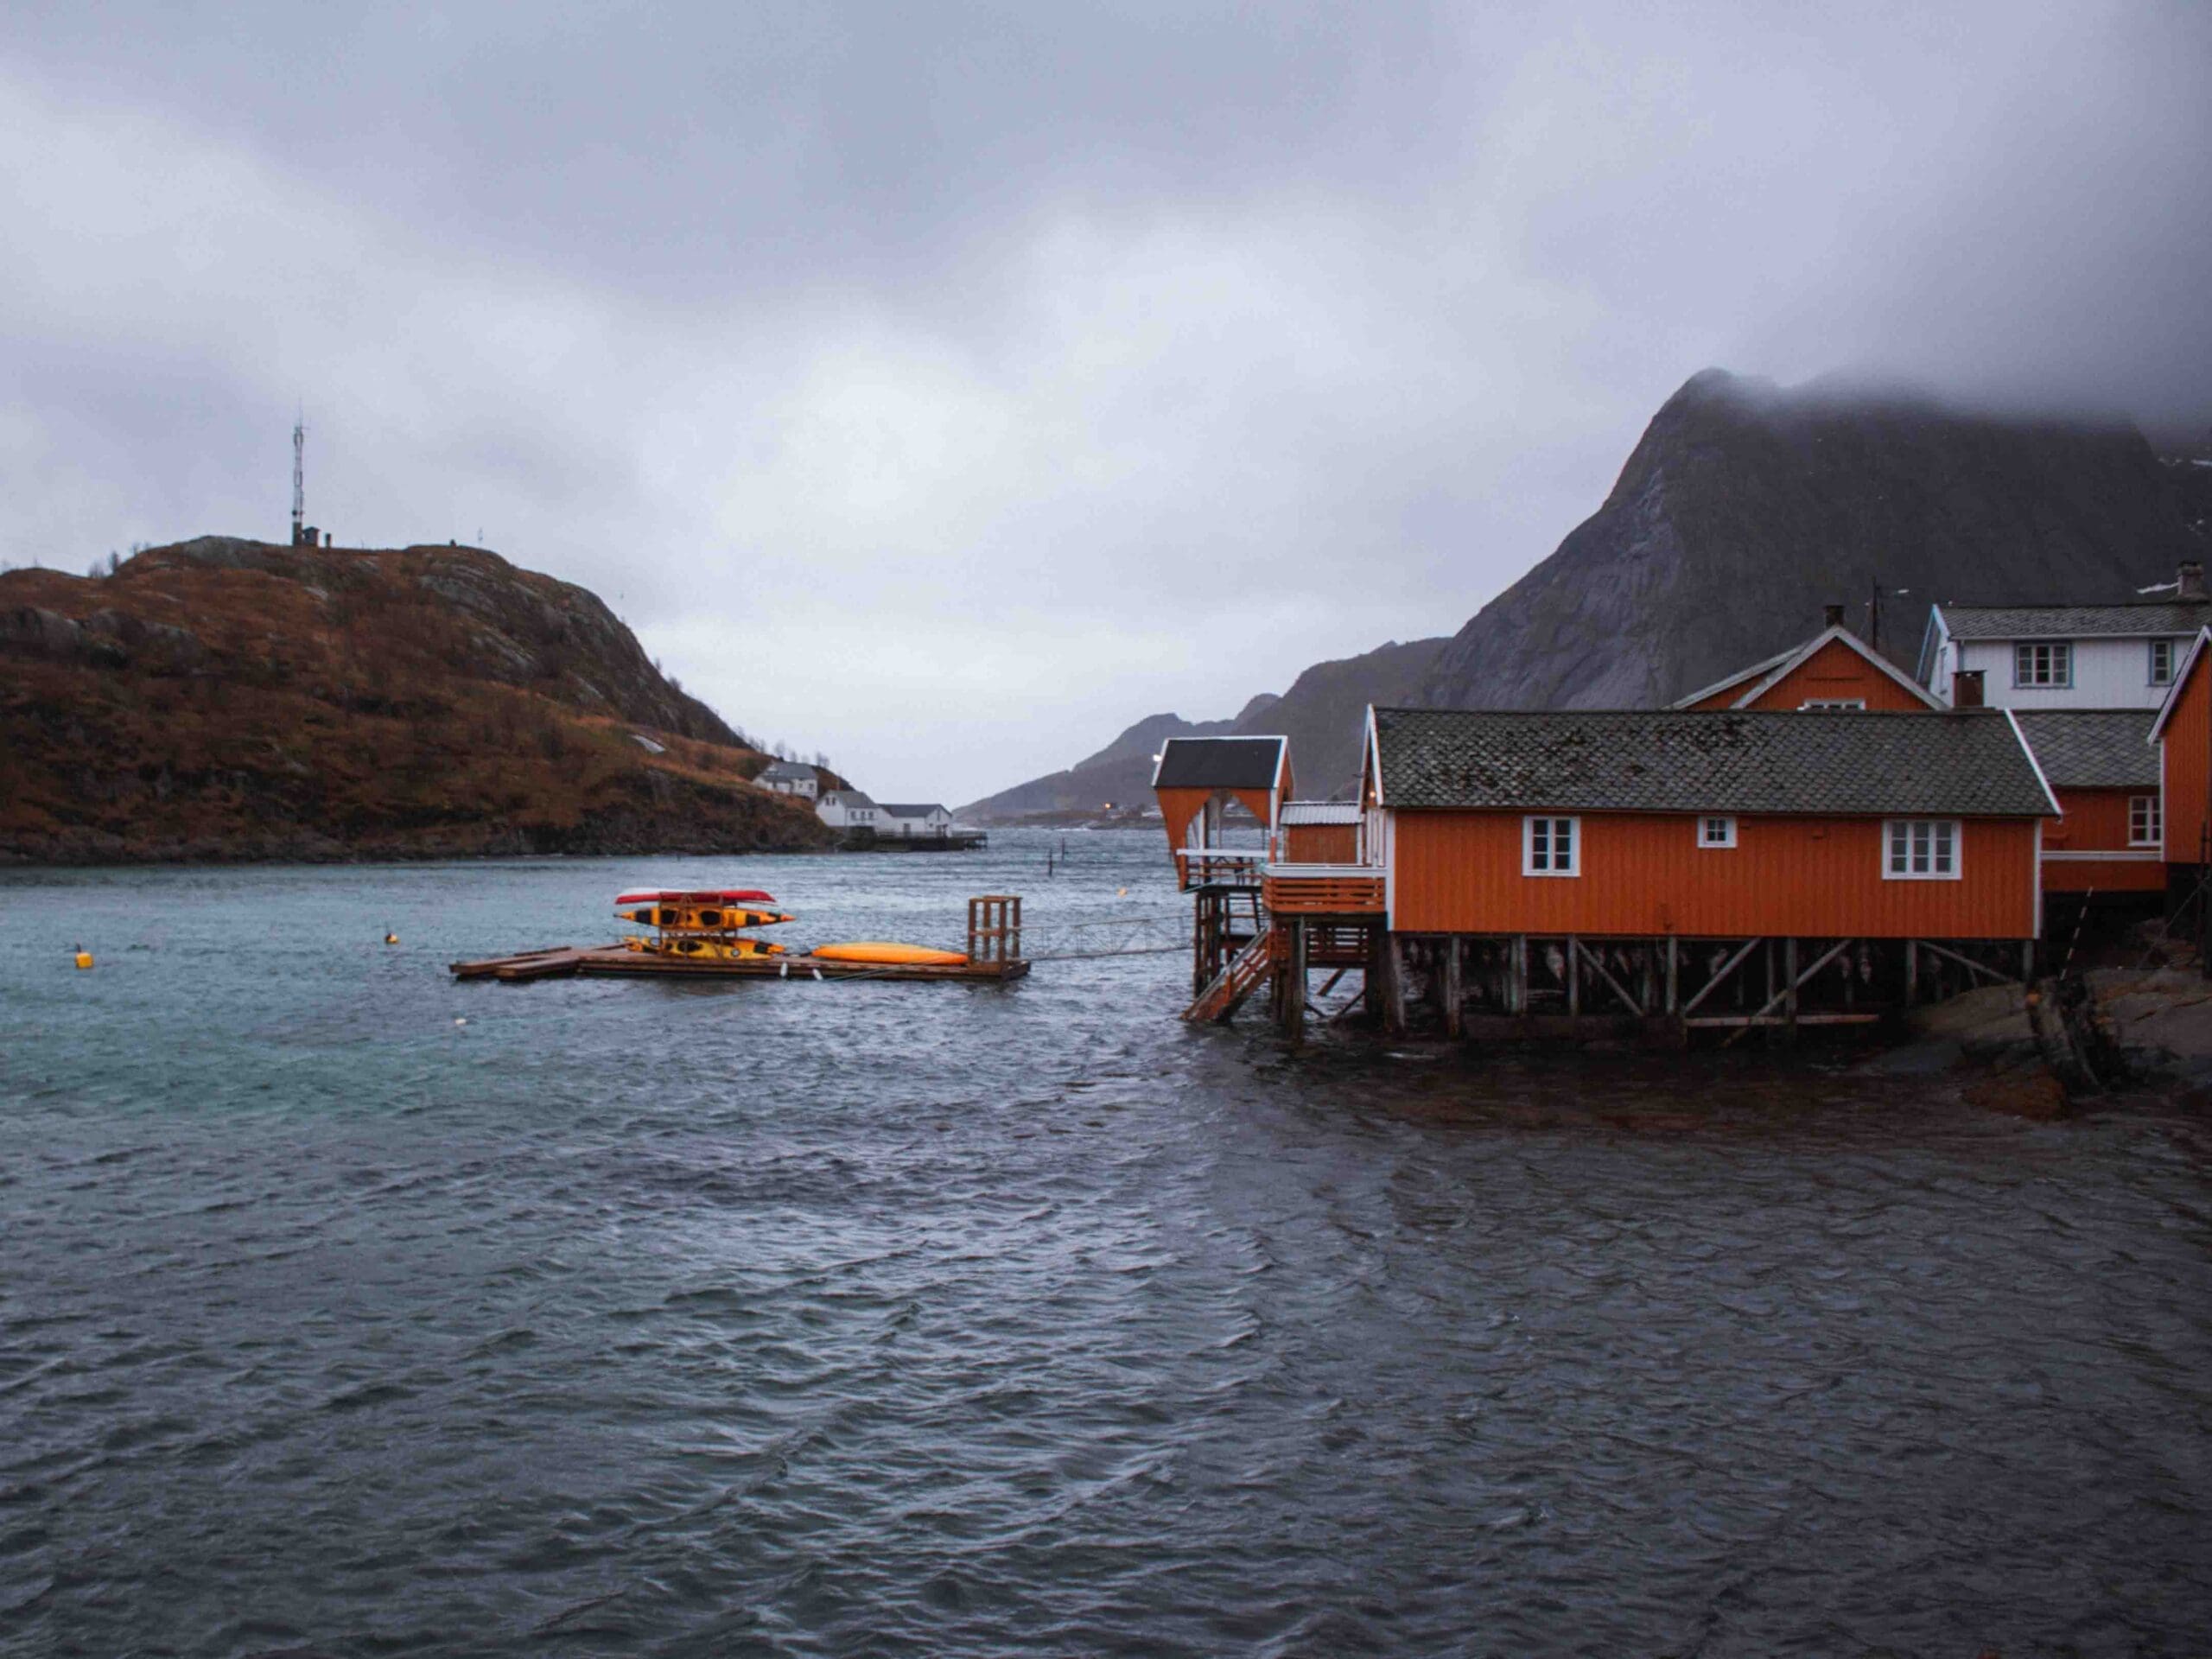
left=2011, top=710, right=2158, bottom=790
left=757, top=760, right=819, bottom=779
left=1154, top=735, right=1285, bottom=790
left=878, top=803, right=947, bottom=817
left=1941, top=601, right=2212, bottom=639
left=1370, top=708, right=2055, bottom=817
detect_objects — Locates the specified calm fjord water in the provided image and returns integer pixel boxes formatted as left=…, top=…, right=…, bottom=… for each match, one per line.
left=3, top=829, right=2210, bottom=1656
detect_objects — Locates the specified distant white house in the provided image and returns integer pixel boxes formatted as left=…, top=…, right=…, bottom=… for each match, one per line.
left=816, top=789, right=882, bottom=831
left=1917, top=564, right=2212, bottom=710
left=756, top=760, right=821, bottom=800
left=880, top=803, right=954, bottom=838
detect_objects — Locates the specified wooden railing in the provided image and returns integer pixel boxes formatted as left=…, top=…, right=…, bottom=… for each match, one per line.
left=1262, top=864, right=1386, bottom=915
left=1173, top=848, right=1265, bottom=890
left=1184, top=925, right=1277, bottom=1022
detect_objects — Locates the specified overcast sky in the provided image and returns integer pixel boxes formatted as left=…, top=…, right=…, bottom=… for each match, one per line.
left=6, top=3, right=2209, bottom=804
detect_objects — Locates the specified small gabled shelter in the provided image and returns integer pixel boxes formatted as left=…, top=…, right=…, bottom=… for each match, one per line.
left=2012, top=710, right=2164, bottom=894
left=1151, top=735, right=1293, bottom=887
left=1276, top=799, right=1363, bottom=864
left=1675, top=616, right=1940, bottom=713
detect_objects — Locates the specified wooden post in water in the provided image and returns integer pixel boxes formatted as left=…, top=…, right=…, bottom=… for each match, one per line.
left=1511, top=935, right=1528, bottom=1019
left=1283, top=919, right=1308, bottom=1043
left=1566, top=936, right=1580, bottom=1020
left=1783, top=936, right=1800, bottom=1046
left=1443, top=938, right=1463, bottom=1039
left=1382, top=934, right=1408, bottom=1035
left=1905, top=939, right=1919, bottom=1007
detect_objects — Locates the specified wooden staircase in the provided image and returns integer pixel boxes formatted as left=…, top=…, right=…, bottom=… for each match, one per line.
left=1184, top=925, right=1278, bottom=1023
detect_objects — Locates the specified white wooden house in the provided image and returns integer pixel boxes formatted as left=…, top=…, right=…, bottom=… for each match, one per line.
left=1916, top=565, right=2211, bottom=710
left=756, top=760, right=822, bottom=801
left=816, top=789, right=882, bottom=831
left=880, top=804, right=955, bottom=839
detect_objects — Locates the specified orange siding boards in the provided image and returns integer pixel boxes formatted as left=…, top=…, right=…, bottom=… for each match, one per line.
left=2043, top=786, right=2164, bottom=893
left=1391, top=810, right=2039, bottom=938
left=1736, top=639, right=1928, bottom=711
left=1283, top=823, right=1358, bottom=864
left=2163, top=664, right=2211, bottom=865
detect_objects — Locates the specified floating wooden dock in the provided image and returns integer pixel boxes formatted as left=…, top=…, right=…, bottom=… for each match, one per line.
left=451, top=896, right=1028, bottom=986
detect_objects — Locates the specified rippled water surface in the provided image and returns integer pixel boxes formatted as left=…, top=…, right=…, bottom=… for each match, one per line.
left=4, top=830, right=2211, bottom=1656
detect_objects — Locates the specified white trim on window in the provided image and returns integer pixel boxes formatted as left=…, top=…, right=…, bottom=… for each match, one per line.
left=2013, top=640, right=2072, bottom=688
left=2130, top=794, right=2162, bottom=848
left=1522, top=815, right=1580, bottom=877
left=2151, top=638, right=2177, bottom=687
left=1883, top=818, right=1961, bottom=880
left=1698, top=814, right=1737, bottom=849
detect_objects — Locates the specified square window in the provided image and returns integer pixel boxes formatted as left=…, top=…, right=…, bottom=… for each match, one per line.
left=1699, top=815, right=1737, bottom=848
left=2013, top=642, right=2072, bottom=688
left=1523, top=815, right=1580, bottom=876
left=2131, top=795, right=2162, bottom=847
left=2151, top=639, right=2177, bottom=686
left=1885, top=818, right=1960, bottom=880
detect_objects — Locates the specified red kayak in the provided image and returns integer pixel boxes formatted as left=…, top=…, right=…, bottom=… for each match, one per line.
left=613, top=887, right=777, bottom=906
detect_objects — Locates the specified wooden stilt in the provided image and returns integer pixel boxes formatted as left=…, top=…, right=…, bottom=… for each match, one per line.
left=1905, top=938, right=1919, bottom=1006
left=1567, top=936, right=1580, bottom=1019
left=1783, top=937, right=1800, bottom=1046
left=1383, top=934, right=1408, bottom=1034
left=1283, top=919, right=1308, bottom=1043
left=1512, top=935, right=1529, bottom=1019
left=1665, top=937, right=1679, bottom=1014
left=1443, top=936, right=1463, bottom=1039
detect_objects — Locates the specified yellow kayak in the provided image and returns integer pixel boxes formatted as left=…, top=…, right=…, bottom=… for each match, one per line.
left=810, top=942, right=969, bottom=967
left=623, top=935, right=786, bottom=959
left=616, top=905, right=794, bottom=931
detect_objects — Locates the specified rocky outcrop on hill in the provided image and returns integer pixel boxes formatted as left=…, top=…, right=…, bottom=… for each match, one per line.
left=1419, top=371, right=2207, bottom=712
left=0, top=537, right=830, bottom=863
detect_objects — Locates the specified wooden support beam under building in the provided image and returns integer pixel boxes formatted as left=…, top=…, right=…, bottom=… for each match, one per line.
left=1443, top=938, right=1463, bottom=1038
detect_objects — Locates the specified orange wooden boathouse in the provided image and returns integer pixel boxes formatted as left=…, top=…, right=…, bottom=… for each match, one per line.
left=1169, top=705, right=2057, bottom=1040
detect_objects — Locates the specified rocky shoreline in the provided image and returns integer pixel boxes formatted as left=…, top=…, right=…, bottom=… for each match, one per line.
left=1866, top=927, right=2212, bottom=1119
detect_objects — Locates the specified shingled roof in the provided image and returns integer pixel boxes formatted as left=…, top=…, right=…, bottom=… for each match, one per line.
left=2011, top=710, right=2158, bottom=790
left=1367, top=708, right=2056, bottom=817
left=1152, top=735, right=1287, bottom=790
left=1939, top=601, right=2212, bottom=639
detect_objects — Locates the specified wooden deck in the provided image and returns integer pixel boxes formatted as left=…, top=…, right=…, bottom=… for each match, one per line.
left=451, top=944, right=1030, bottom=984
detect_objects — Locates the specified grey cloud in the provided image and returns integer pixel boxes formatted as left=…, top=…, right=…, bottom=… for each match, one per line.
left=3, top=2, right=2206, bottom=804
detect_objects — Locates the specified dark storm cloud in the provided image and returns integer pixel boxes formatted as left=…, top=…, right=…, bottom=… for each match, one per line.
left=4, top=2, right=2207, bottom=802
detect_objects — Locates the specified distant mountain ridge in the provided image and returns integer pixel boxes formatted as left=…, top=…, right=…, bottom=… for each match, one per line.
left=966, top=369, right=2207, bottom=813
left=0, top=535, right=830, bottom=862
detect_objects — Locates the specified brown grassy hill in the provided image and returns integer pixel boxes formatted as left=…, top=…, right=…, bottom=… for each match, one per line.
left=0, top=536, right=831, bottom=863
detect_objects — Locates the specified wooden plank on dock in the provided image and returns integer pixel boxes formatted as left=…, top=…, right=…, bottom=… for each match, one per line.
left=453, top=943, right=1027, bottom=985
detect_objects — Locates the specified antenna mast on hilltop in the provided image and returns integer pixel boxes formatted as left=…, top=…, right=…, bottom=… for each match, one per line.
left=290, top=410, right=308, bottom=545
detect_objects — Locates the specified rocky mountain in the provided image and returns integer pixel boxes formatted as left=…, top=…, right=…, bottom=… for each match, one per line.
left=0, top=536, right=831, bottom=862
left=1421, top=371, right=2206, bottom=711
left=958, top=696, right=1279, bottom=823
left=968, top=369, right=2208, bottom=810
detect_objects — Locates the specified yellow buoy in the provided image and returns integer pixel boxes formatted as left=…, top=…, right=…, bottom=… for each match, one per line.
left=73, top=948, right=94, bottom=970
left=385, top=932, right=399, bottom=945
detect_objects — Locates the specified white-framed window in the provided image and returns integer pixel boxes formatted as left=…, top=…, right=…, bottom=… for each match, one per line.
left=1884, top=818, right=1961, bottom=880
left=2131, top=795, right=2162, bottom=847
left=1698, top=815, right=1737, bottom=849
left=2150, top=639, right=2178, bottom=687
left=1522, top=815, right=1580, bottom=876
left=2014, top=641, right=2072, bottom=688
left=1798, top=698, right=1866, bottom=711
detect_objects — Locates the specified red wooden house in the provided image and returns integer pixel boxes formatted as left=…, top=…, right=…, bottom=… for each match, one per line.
left=2151, top=626, right=2212, bottom=876
left=1675, top=614, right=1942, bottom=713
left=1248, top=705, right=2056, bottom=1038
left=2011, top=711, right=2163, bottom=895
